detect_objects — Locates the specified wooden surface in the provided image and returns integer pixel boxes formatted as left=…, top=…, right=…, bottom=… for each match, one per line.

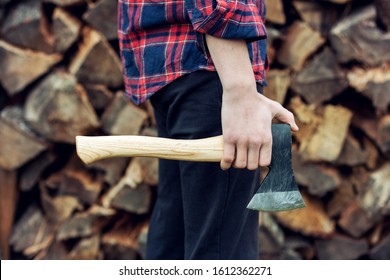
left=76, top=135, right=224, bottom=165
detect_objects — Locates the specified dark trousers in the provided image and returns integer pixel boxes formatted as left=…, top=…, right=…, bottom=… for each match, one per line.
left=146, top=71, right=260, bottom=260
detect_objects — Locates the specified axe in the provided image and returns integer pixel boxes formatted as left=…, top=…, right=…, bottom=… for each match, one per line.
left=76, top=124, right=305, bottom=211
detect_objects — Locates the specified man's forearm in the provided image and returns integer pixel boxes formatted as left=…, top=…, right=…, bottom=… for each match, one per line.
left=205, top=35, right=256, bottom=95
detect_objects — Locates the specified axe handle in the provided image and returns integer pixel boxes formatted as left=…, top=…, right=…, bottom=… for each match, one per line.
left=76, top=135, right=224, bottom=165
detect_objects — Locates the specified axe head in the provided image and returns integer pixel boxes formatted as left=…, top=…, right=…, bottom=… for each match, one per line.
left=246, top=124, right=305, bottom=212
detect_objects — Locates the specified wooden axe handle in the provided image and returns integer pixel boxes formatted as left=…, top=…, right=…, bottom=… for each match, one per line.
left=76, top=135, right=224, bottom=165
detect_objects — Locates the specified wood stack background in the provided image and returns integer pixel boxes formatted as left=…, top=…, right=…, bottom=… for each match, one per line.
left=0, top=0, right=389, bottom=260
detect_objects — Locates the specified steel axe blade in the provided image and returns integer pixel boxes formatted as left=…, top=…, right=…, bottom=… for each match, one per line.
left=246, top=124, right=305, bottom=211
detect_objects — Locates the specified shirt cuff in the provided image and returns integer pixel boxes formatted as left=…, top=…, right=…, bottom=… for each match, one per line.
left=187, top=0, right=266, bottom=38
left=187, top=0, right=267, bottom=57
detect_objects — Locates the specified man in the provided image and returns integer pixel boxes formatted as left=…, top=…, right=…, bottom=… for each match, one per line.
left=118, top=0, right=298, bottom=259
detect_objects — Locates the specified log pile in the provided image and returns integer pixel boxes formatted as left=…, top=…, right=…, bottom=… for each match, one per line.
left=0, top=0, right=389, bottom=260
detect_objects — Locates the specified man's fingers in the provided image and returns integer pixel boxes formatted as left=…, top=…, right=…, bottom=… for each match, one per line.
left=259, top=136, right=272, bottom=167
left=247, top=142, right=260, bottom=170
left=233, top=141, right=248, bottom=169
left=220, top=142, right=235, bottom=170
left=273, top=104, right=299, bottom=132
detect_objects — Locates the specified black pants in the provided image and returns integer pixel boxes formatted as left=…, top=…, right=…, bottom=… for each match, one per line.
left=146, top=71, right=260, bottom=260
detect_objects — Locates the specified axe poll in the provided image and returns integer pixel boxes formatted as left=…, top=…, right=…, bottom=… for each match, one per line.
left=76, top=124, right=305, bottom=212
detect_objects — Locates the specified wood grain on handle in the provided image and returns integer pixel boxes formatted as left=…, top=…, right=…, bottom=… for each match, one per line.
left=76, top=135, right=224, bottom=165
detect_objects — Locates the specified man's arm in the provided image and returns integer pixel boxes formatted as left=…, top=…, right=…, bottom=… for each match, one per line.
left=205, top=35, right=299, bottom=170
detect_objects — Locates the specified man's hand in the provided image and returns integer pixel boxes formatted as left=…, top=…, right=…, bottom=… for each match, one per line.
left=205, top=35, right=298, bottom=170
left=221, top=86, right=298, bottom=170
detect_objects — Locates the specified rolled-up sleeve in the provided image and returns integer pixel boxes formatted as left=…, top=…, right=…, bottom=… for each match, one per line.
left=185, top=0, right=267, bottom=40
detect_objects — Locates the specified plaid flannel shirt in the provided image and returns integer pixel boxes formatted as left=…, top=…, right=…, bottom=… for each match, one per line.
left=118, top=0, right=268, bottom=105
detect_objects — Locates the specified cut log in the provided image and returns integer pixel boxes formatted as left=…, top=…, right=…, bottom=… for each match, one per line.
left=348, top=64, right=390, bottom=114
left=277, top=21, right=325, bottom=71
left=293, top=0, right=342, bottom=35
left=89, top=157, right=129, bottom=186
left=41, top=190, right=82, bottom=226
left=51, top=7, right=82, bottom=53
left=292, top=148, right=341, bottom=197
left=284, top=236, right=316, bottom=260
left=84, top=84, right=114, bottom=112
left=374, top=0, right=390, bottom=31
left=69, top=235, right=100, bottom=260
left=0, top=114, right=47, bottom=170
left=274, top=192, right=335, bottom=238
left=352, top=112, right=390, bottom=156
left=1, top=3, right=81, bottom=54
left=288, top=96, right=321, bottom=145
left=0, top=0, right=52, bottom=52
left=360, top=137, right=379, bottom=170
left=68, top=27, right=123, bottom=88
left=145, top=101, right=156, bottom=127
left=330, top=5, right=390, bottom=66
left=291, top=48, right=348, bottom=105
left=263, top=69, right=290, bottom=105
left=102, top=216, right=142, bottom=260
left=360, top=163, right=390, bottom=219
left=368, top=222, right=383, bottom=246
left=105, top=183, right=151, bottom=215
left=102, top=92, right=148, bottom=136
left=335, top=133, right=378, bottom=168
left=44, top=167, right=104, bottom=206
left=62, top=168, right=104, bottom=205
left=326, top=181, right=356, bottom=218
left=102, top=217, right=141, bottom=260
left=83, top=0, right=118, bottom=40
left=57, top=205, right=115, bottom=240
left=0, top=40, right=62, bottom=95
left=10, top=204, right=53, bottom=257
left=137, top=223, right=149, bottom=260
left=36, top=240, right=69, bottom=260
left=24, top=70, right=100, bottom=144
left=290, top=97, right=353, bottom=162
left=377, top=115, right=390, bottom=155
left=315, top=233, right=369, bottom=260
left=19, top=151, right=56, bottom=192
left=302, top=105, right=352, bottom=162
left=350, top=166, right=371, bottom=195
left=370, top=234, right=390, bottom=260
left=126, top=157, right=159, bottom=187
left=266, top=27, right=282, bottom=65
left=264, top=0, right=285, bottom=25
left=0, top=169, right=18, bottom=260
left=338, top=201, right=377, bottom=238
left=351, top=108, right=378, bottom=142
left=335, top=133, right=367, bottom=166
left=259, top=212, right=285, bottom=255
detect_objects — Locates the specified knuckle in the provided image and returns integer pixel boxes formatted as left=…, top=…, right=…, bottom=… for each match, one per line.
left=234, top=160, right=247, bottom=169
left=223, top=155, right=234, bottom=164
left=248, top=135, right=261, bottom=146
left=262, top=133, right=272, bottom=145
left=259, top=155, right=271, bottom=167
left=236, top=136, right=249, bottom=146
left=224, top=134, right=239, bottom=144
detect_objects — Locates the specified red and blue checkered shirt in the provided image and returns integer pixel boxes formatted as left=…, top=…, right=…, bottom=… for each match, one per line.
left=118, top=0, right=268, bottom=105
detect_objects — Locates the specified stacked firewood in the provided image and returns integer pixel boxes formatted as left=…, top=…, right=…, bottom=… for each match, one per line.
left=0, top=0, right=389, bottom=260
